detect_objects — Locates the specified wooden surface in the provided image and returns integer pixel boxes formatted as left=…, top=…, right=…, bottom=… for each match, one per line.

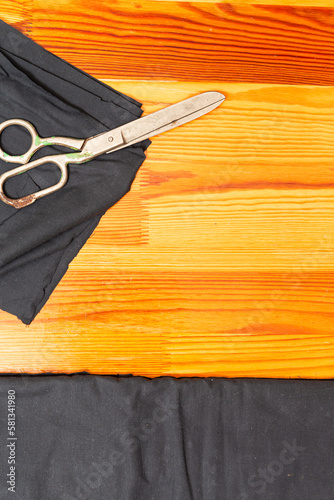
left=1, top=0, right=334, bottom=377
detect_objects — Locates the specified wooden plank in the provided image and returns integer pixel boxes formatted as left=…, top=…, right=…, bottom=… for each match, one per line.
left=155, top=0, right=334, bottom=5
left=1, top=81, right=334, bottom=377
left=1, top=269, right=334, bottom=377
left=29, top=0, right=334, bottom=85
left=0, top=0, right=31, bottom=30
left=86, top=81, right=334, bottom=272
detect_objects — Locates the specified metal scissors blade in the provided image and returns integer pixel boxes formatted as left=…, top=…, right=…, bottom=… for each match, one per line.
left=108, top=91, right=225, bottom=150
left=0, top=91, right=225, bottom=209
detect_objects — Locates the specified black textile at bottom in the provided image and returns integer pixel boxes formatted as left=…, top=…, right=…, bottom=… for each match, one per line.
left=0, top=20, right=150, bottom=324
left=0, top=375, right=332, bottom=499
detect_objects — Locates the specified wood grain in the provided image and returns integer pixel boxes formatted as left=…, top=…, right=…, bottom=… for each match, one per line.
left=0, top=1, right=334, bottom=377
left=87, top=82, right=334, bottom=272
left=1, top=268, right=334, bottom=377
left=28, top=0, right=334, bottom=85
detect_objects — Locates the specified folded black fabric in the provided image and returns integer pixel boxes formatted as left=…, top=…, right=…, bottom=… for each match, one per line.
left=0, top=375, right=332, bottom=499
left=0, top=20, right=150, bottom=324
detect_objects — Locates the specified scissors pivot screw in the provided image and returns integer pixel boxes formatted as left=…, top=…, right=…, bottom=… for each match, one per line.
left=108, top=136, right=114, bottom=142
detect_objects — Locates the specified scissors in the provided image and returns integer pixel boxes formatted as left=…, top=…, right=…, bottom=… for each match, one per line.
left=0, top=91, right=225, bottom=209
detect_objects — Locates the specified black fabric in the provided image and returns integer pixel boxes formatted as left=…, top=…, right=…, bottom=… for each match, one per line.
left=0, top=374, right=332, bottom=499
left=0, top=20, right=150, bottom=324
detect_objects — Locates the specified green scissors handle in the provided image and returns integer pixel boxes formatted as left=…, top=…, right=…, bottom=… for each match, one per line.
left=0, top=118, right=84, bottom=164
left=0, top=118, right=87, bottom=209
left=0, top=118, right=125, bottom=209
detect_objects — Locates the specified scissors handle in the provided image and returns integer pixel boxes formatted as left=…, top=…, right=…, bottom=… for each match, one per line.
left=0, top=154, right=70, bottom=209
left=0, top=119, right=84, bottom=164
left=0, top=123, right=125, bottom=208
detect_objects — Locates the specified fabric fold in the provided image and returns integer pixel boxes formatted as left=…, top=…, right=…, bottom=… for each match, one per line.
left=0, top=374, right=332, bottom=499
left=0, top=20, right=150, bottom=323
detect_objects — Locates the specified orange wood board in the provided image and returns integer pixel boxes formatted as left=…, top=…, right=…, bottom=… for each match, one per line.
left=1, top=1, right=334, bottom=377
